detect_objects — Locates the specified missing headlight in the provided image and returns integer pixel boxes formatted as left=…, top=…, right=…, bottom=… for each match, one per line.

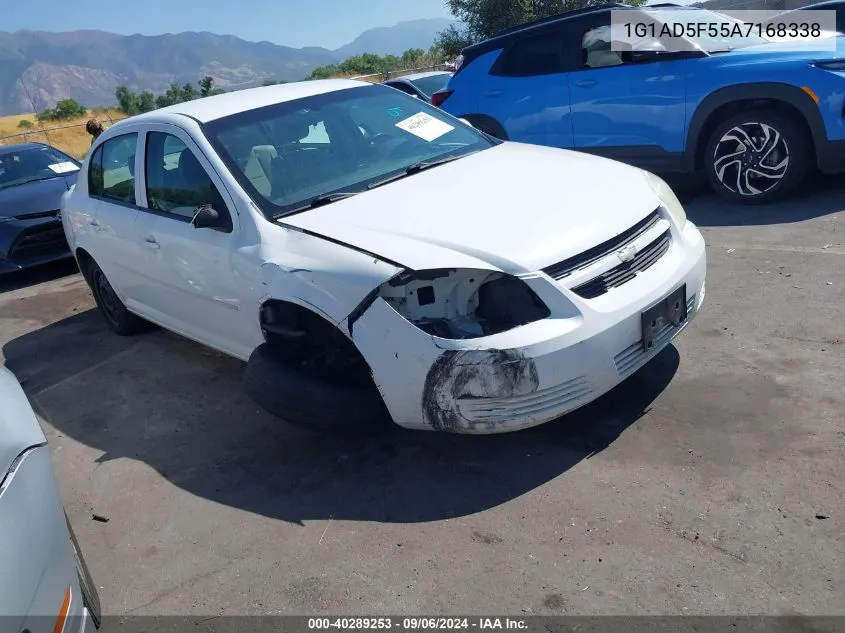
left=377, top=268, right=550, bottom=340
left=475, top=275, right=550, bottom=333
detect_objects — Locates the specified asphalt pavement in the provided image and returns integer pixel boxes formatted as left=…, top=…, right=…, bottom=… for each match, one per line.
left=0, top=174, right=842, bottom=616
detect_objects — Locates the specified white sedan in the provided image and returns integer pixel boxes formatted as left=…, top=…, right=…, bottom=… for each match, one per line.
left=61, top=79, right=706, bottom=434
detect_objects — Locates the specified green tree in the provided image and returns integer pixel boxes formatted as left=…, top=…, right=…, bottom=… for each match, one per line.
left=435, top=0, right=646, bottom=58
left=37, top=98, right=87, bottom=122
left=136, top=91, right=156, bottom=113
left=400, top=48, right=426, bottom=67
left=115, top=85, right=139, bottom=115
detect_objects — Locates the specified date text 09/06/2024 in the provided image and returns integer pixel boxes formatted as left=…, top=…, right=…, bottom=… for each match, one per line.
left=307, top=617, right=528, bottom=630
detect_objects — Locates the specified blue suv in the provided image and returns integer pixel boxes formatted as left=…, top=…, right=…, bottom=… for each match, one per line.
left=435, top=4, right=845, bottom=204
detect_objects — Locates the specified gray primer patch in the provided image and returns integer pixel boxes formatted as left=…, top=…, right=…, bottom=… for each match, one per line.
left=421, top=349, right=539, bottom=432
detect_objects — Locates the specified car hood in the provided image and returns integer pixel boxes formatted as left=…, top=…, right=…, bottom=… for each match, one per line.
left=0, top=174, right=77, bottom=219
left=281, top=143, right=662, bottom=273
left=0, top=365, right=46, bottom=481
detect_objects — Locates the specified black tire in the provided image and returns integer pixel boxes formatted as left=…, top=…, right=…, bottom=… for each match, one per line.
left=85, top=259, right=150, bottom=336
left=65, top=512, right=102, bottom=629
left=244, top=343, right=391, bottom=433
left=703, top=109, right=811, bottom=205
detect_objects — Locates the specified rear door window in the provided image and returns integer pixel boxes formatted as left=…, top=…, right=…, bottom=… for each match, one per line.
left=492, top=30, right=565, bottom=76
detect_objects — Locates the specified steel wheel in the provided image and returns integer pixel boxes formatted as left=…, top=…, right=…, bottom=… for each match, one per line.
left=84, top=258, right=150, bottom=336
left=712, top=122, right=790, bottom=197
left=92, top=267, right=122, bottom=328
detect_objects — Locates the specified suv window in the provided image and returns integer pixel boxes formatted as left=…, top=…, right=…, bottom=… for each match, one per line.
left=582, top=25, right=624, bottom=69
left=493, top=30, right=564, bottom=77
left=145, top=132, right=225, bottom=220
left=88, top=133, right=138, bottom=204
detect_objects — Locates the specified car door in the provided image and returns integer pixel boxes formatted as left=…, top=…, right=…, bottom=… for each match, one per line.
left=567, top=18, right=688, bottom=168
left=132, top=125, right=255, bottom=360
left=477, top=27, right=574, bottom=148
left=85, top=132, right=150, bottom=301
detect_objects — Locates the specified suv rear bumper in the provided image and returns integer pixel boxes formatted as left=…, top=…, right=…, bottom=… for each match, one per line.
left=818, top=139, right=845, bottom=174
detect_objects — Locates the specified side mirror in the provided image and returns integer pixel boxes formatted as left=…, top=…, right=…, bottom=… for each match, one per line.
left=192, top=204, right=231, bottom=232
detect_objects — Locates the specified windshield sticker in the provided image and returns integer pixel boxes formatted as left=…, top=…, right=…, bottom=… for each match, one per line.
left=395, top=112, right=454, bottom=142
left=386, top=107, right=403, bottom=117
left=48, top=161, right=79, bottom=174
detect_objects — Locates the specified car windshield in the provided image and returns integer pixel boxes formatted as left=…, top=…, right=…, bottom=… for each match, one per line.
left=408, top=74, right=453, bottom=98
left=203, top=84, right=493, bottom=218
left=645, top=9, right=771, bottom=51
left=0, top=146, right=80, bottom=191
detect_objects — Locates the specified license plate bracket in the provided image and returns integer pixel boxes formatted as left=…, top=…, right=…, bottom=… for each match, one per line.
left=641, top=284, right=687, bottom=352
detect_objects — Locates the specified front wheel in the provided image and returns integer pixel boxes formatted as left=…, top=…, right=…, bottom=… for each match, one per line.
left=703, top=110, right=811, bottom=205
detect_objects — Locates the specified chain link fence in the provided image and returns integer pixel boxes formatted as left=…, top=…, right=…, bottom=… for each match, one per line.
left=0, top=111, right=128, bottom=159
left=348, top=63, right=454, bottom=83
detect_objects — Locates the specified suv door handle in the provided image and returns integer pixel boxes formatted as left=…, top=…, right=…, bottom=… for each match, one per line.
left=485, top=89, right=503, bottom=98
left=143, top=236, right=160, bottom=250
left=575, top=79, right=596, bottom=88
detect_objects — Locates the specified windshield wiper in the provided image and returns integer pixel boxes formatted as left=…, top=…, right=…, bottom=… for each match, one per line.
left=279, top=191, right=360, bottom=217
left=367, top=153, right=472, bottom=191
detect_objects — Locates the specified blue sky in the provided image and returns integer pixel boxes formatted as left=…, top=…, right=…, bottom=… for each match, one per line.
left=3, top=0, right=453, bottom=49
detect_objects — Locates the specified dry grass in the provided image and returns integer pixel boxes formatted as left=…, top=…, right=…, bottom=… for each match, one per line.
left=0, top=108, right=125, bottom=159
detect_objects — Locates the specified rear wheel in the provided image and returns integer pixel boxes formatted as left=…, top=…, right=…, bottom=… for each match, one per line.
left=704, top=110, right=810, bottom=204
left=86, top=259, right=150, bottom=336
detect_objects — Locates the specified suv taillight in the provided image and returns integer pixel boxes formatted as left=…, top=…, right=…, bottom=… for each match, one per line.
left=431, top=89, right=454, bottom=108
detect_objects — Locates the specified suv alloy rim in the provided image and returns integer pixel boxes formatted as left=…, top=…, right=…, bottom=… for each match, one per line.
left=712, top=122, right=790, bottom=197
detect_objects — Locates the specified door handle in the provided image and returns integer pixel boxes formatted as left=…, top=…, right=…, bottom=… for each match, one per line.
left=143, top=236, right=160, bottom=250
left=485, top=89, right=503, bottom=98
left=575, top=79, right=597, bottom=88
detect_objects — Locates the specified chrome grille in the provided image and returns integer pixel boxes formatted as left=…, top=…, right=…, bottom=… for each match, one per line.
left=572, top=230, right=671, bottom=300
left=543, top=210, right=661, bottom=280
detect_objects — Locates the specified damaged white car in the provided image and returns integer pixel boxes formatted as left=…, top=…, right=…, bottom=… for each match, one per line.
left=61, top=79, right=706, bottom=434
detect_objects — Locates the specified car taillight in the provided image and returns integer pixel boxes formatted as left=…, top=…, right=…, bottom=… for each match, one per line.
left=431, top=89, right=454, bottom=108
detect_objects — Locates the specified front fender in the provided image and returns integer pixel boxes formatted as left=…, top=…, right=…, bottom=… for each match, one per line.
left=257, top=228, right=401, bottom=329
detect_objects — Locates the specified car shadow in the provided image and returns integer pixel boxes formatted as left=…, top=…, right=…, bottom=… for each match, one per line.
left=0, top=258, right=80, bottom=294
left=3, top=309, right=679, bottom=525
left=664, top=172, right=845, bottom=227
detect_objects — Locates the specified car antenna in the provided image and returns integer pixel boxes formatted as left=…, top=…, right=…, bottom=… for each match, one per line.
left=18, top=76, right=73, bottom=190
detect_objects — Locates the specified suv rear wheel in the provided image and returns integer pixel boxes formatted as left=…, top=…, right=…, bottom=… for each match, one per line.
left=704, top=109, right=810, bottom=205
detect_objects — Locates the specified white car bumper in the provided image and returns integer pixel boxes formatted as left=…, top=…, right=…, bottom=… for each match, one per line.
left=354, top=220, right=706, bottom=434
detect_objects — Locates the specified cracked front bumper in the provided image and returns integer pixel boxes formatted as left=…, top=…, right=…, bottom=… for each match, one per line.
left=352, top=221, right=707, bottom=434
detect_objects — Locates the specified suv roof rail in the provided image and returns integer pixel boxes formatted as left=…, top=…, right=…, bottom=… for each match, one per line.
left=492, top=3, right=631, bottom=37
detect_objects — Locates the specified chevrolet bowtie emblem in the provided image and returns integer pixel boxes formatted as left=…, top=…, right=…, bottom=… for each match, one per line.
left=616, top=244, right=637, bottom=263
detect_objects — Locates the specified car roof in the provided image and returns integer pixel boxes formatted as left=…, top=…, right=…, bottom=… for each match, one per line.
left=121, top=78, right=372, bottom=125
left=460, top=3, right=631, bottom=63
left=0, top=142, right=51, bottom=155
left=386, top=71, right=452, bottom=83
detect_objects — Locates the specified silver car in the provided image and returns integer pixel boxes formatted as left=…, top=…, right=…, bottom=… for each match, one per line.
left=382, top=71, right=454, bottom=103
left=0, top=365, right=101, bottom=633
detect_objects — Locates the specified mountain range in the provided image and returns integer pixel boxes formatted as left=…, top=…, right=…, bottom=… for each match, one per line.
left=0, top=17, right=453, bottom=116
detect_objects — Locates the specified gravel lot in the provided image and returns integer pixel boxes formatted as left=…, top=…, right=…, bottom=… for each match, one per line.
left=1, top=175, right=842, bottom=617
